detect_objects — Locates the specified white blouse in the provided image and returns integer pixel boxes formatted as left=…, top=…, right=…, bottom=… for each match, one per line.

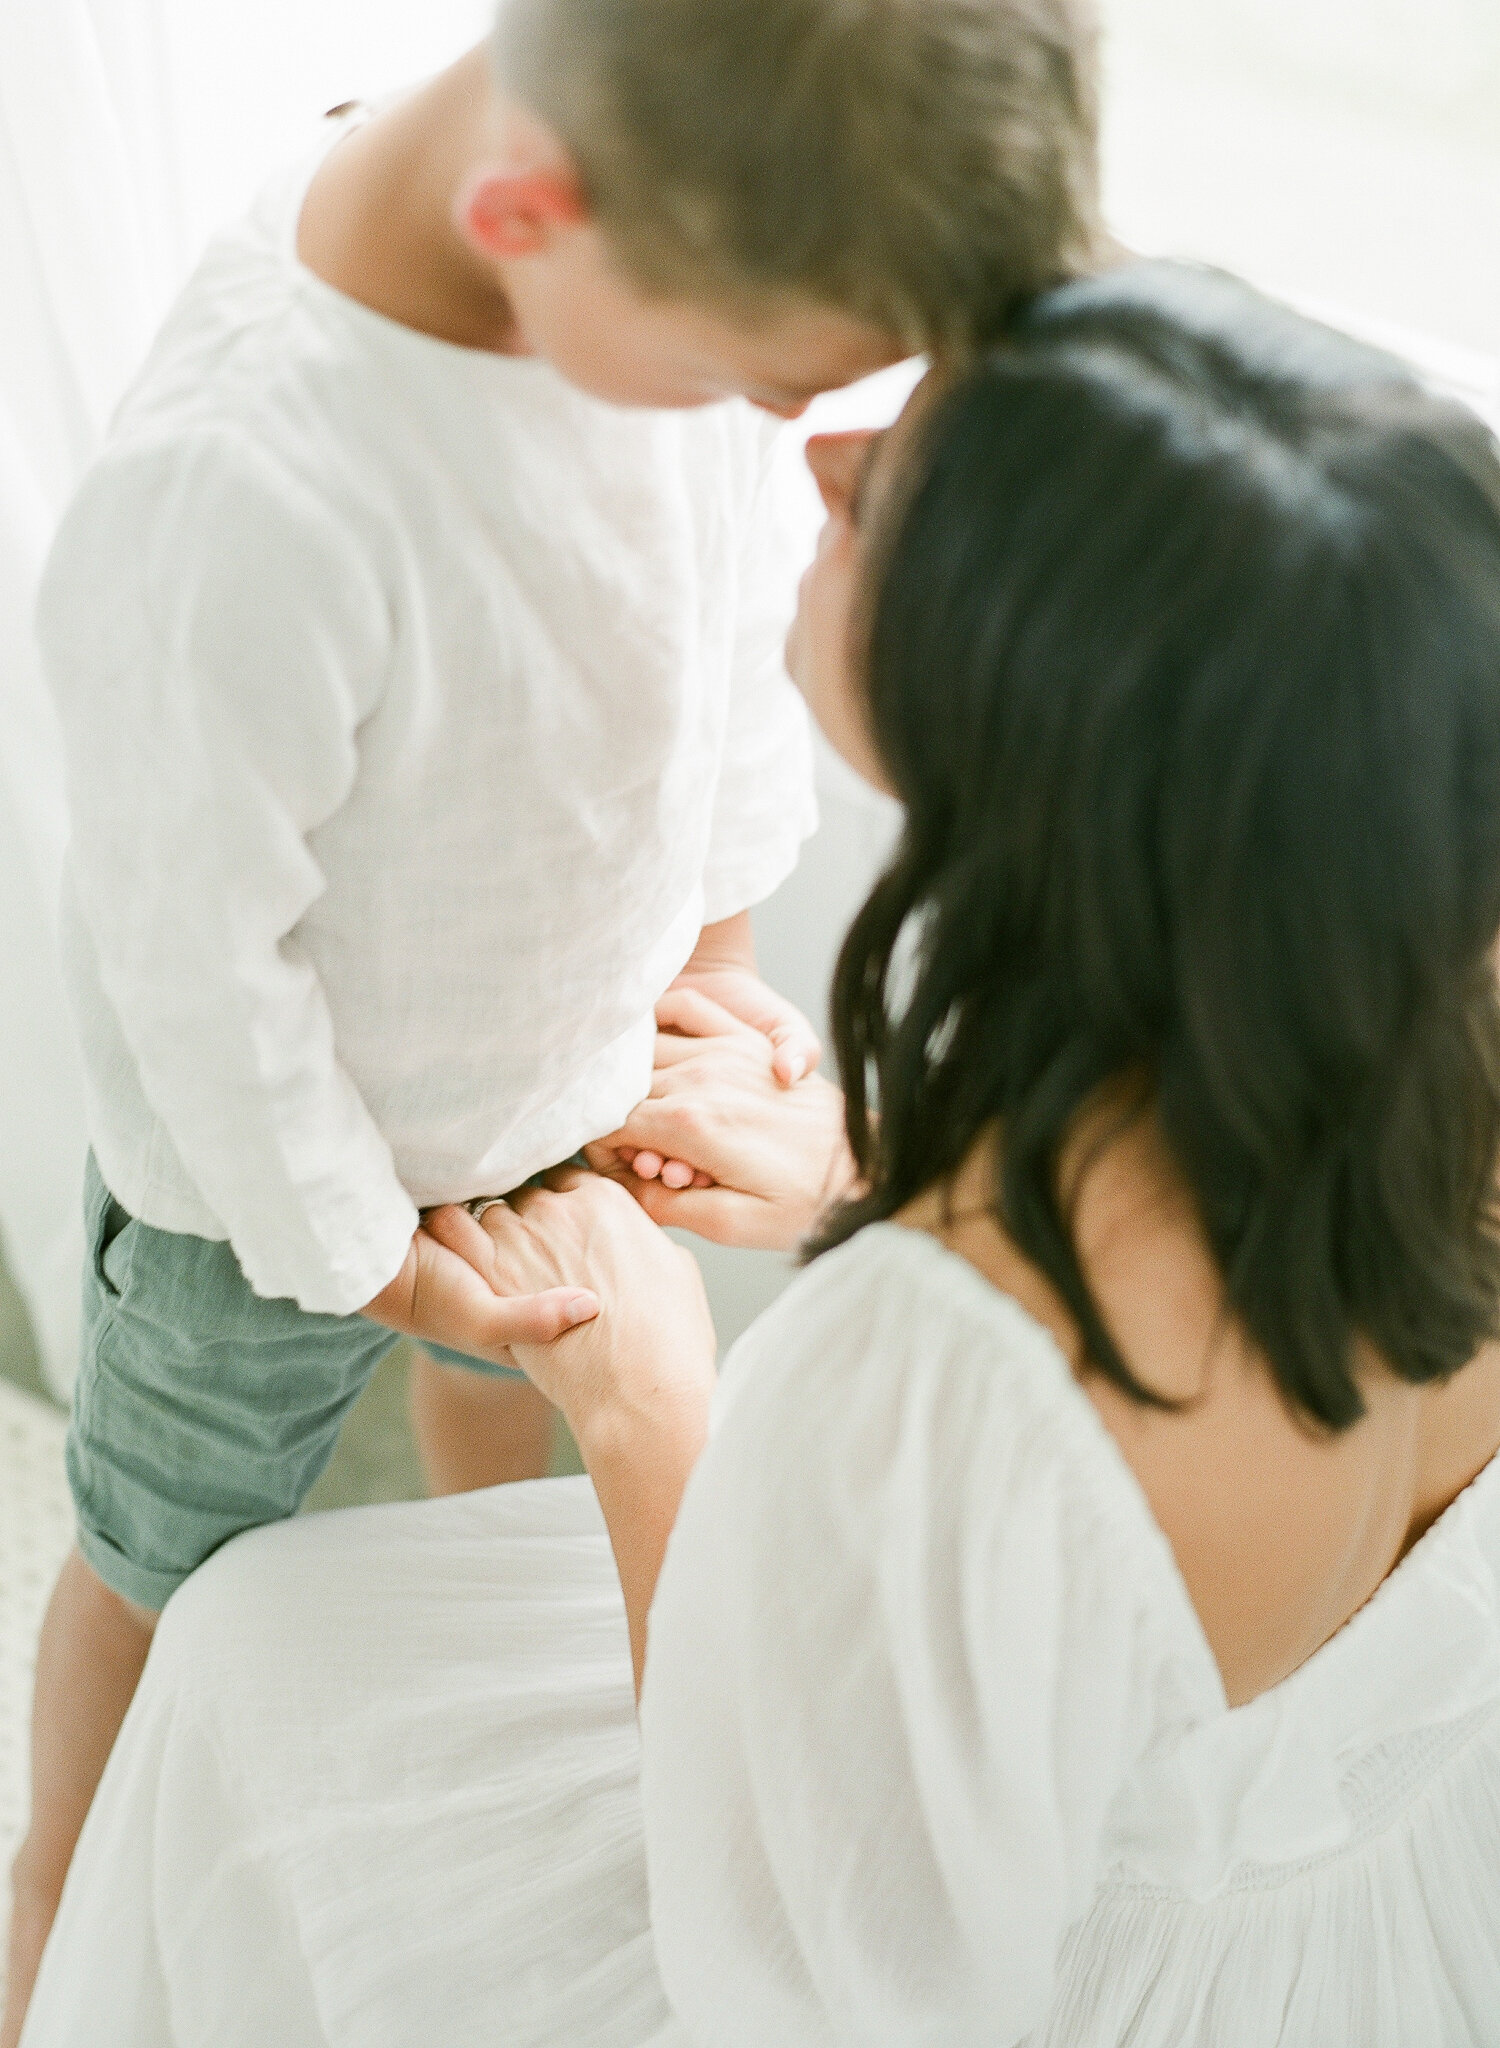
left=22, top=1226, right=1500, bottom=2045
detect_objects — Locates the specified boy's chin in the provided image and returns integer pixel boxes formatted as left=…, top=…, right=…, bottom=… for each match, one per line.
left=515, top=324, right=726, bottom=410
left=535, top=363, right=704, bottom=409
left=563, top=367, right=721, bottom=410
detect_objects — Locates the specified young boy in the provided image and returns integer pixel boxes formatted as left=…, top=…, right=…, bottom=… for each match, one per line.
left=4, top=0, right=1099, bottom=2033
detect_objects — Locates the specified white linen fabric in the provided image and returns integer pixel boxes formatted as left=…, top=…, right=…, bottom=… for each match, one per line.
left=37, top=130, right=816, bottom=1316
left=0, top=0, right=494, bottom=1396
left=22, top=1225, right=1500, bottom=2046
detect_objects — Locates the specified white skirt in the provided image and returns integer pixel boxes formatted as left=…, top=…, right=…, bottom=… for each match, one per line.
left=24, top=1478, right=686, bottom=2048
left=23, top=1453, right=1500, bottom=2046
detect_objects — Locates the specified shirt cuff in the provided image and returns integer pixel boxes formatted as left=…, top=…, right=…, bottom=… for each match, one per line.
left=234, top=1181, right=420, bottom=1318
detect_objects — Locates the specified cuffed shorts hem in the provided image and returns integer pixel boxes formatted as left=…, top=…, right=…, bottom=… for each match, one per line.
left=74, top=1515, right=205, bottom=1615
left=69, top=1154, right=526, bottom=1614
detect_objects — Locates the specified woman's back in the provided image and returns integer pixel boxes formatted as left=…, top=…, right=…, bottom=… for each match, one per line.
left=908, top=1125, right=1500, bottom=1705
left=645, top=1220, right=1500, bottom=2047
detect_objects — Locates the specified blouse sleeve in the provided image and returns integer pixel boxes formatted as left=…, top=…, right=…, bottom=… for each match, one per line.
left=639, top=1233, right=1176, bottom=2047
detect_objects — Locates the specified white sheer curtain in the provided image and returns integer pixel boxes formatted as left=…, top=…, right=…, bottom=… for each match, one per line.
left=1, top=1, right=185, bottom=1397
left=0, top=0, right=489, bottom=1396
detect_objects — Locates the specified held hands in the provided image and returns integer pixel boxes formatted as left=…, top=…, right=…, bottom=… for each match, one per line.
left=671, top=910, right=821, bottom=1091
left=366, top=928, right=827, bottom=1394
left=586, top=988, right=856, bottom=1251
left=672, top=956, right=820, bottom=1088
left=362, top=1222, right=600, bottom=1368
left=424, top=1171, right=717, bottom=1453
left=641, top=913, right=821, bottom=1193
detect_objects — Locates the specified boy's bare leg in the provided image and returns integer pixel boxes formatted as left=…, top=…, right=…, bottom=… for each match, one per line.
left=409, top=1352, right=554, bottom=1494
left=2, top=1549, right=156, bottom=2048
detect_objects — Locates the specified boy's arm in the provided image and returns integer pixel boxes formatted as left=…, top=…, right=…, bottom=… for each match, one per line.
left=44, top=431, right=457, bottom=1319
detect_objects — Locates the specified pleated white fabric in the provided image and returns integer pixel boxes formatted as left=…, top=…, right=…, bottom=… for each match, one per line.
left=24, top=1480, right=684, bottom=2048
left=22, top=1226, right=1500, bottom=2046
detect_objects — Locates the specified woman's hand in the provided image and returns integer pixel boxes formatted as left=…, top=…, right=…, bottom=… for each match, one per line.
left=670, top=959, right=821, bottom=1088
left=426, top=1171, right=716, bottom=1449
left=427, top=1172, right=717, bottom=1697
left=671, top=910, right=821, bottom=1087
left=362, top=1225, right=599, bottom=1363
left=585, top=989, right=857, bottom=1251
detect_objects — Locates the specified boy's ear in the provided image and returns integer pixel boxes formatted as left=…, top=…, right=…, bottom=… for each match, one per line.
left=456, top=165, right=589, bottom=260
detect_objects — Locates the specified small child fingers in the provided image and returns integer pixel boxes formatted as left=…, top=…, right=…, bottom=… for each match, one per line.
left=655, top=986, right=755, bottom=1041
left=768, top=1018, right=822, bottom=1088
left=425, top=1202, right=497, bottom=1269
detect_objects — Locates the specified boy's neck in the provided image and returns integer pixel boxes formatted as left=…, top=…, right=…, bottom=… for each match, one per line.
left=296, top=47, right=528, bottom=355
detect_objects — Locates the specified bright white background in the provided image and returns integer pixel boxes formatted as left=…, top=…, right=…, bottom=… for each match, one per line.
left=1104, top=0, right=1499, bottom=359
left=2, top=0, right=1496, bottom=1388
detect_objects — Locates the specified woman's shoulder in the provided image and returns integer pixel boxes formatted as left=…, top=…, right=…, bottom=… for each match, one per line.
left=723, top=1218, right=1103, bottom=1458
left=715, top=1221, right=1222, bottom=1699
left=717, top=1219, right=1076, bottom=1439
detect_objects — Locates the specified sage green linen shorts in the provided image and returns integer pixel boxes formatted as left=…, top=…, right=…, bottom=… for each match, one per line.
left=68, top=1154, right=524, bottom=1611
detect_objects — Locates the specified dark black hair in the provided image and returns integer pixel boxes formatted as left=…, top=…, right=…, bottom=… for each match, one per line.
left=814, top=261, right=1500, bottom=1430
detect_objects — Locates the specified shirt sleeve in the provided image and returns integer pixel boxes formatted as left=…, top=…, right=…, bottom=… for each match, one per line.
left=39, top=427, right=418, bottom=1313
left=639, top=1243, right=1169, bottom=2047
left=700, top=413, right=819, bottom=926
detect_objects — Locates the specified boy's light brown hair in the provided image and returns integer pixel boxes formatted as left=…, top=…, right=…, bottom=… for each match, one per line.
left=492, top=0, right=1102, bottom=351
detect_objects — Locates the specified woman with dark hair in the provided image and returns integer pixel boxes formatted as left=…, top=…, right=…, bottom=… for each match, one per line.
left=24, top=265, right=1500, bottom=2047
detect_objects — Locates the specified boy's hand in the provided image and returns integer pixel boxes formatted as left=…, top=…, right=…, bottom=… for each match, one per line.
left=362, top=1225, right=599, bottom=1367
left=674, top=910, right=819, bottom=1087
left=585, top=989, right=854, bottom=1250
left=671, top=958, right=820, bottom=1086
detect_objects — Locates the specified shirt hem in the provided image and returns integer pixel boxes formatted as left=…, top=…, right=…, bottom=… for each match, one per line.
left=701, top=822, right=818, bottom=928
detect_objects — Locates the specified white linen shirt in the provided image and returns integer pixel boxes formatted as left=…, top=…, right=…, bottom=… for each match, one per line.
left=37, top=143, right=817, bottom=1315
